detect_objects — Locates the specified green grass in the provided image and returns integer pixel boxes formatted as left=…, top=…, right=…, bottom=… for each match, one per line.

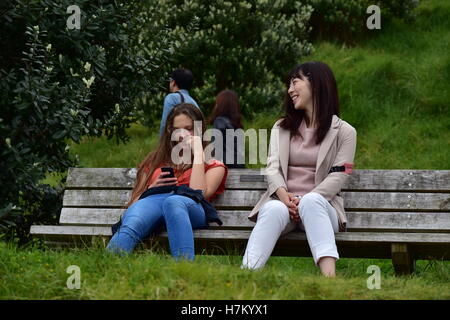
left=70, top=123, right=160, bottom=168
left=302, top=0, right=450, bottom=169
left=8, top=0, right=450, bottom=300
left=1, top=242, right=449, bottom=299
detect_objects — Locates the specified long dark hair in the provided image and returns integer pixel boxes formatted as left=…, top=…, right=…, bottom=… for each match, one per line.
left=209, top=89, right=244, bottom=129
left=279, top=61, right=340, bottom=144
left=127, top=103, right=206, bottom=207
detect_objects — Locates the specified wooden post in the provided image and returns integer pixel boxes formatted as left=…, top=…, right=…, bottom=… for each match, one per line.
left=391, top=243, right=415, bottom=275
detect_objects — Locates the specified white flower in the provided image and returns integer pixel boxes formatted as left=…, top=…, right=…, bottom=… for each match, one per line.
left=5, top=138, right=11, bottom=147
left=46, top=44, right=52, bottom=52
left=70, top=68, right=80, bottom=77
left=82, top=76, right=95, bottom=88
left=45, top=66, right=53, bottom=73
left=84, top=62, right=91, bottom=72
left=115, top=103, right=120, bottom=113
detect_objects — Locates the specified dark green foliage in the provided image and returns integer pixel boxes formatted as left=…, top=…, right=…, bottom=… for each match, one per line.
left=0, top=0, right=182, bottom=244
left=308, top=0, right=420, bottom=42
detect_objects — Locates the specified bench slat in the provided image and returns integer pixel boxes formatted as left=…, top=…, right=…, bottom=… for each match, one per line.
left=58, top=208, right=450, bottom=232
left=66, top=168, right=450, bottom=191
left=62, top=189, right=450, bottom=211
left=59, top=208, right=254, bottom=228
left=29, top=225, right=450, bottom=244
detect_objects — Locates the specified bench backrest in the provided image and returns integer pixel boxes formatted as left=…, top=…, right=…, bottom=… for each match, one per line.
left=60, top=168, right=450, bottom=234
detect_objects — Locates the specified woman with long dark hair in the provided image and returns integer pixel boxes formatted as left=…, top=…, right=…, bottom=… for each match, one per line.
left=107, top=103, right=227, bottom=260
left=209, top=89, right=245, bottom=168
left=242, top=62, right=357, bottom=277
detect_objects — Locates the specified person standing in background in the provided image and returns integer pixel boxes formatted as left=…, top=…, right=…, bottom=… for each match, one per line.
left=209, top=89, right=245, bottom=168
left=160, top=69, right=199, bottom=136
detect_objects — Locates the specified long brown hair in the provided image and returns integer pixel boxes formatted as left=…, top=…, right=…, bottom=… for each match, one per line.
left=279, top=61, right=340, bottom=144
left=127, top=103, right=206, bottom=207
left=209, top=89, right=243, bottom=129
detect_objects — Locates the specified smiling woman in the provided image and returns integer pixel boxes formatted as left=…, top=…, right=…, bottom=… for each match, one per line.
left=242, top=61, right=357, bottom=277
left=283, top=61, right=341, bottom=144
left=289, top=76, right=313, bottom=118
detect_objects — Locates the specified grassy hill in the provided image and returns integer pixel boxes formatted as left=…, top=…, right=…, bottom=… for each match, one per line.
left=68, top=0, right=450, bottom=171
left=309, top=0, right=450, bottom=169
left=15, top=0, right=450, bottom=300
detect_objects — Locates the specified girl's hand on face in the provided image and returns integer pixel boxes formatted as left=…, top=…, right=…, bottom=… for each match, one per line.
left=148, top=171, right=178, bottom=188
left=184, top=135, right=204, bottom=157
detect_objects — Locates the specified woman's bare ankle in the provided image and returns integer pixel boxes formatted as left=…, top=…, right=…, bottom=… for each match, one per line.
left=318, top=256, right=336, bottom=277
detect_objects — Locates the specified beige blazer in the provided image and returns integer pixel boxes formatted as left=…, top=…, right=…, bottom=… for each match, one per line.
left=248, top=115, right=357, bottom=232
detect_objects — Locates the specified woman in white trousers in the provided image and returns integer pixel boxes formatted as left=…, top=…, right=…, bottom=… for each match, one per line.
left=242, top=62, right=357, bottom=277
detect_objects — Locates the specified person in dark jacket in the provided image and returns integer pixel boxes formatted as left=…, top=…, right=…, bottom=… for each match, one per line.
left=209, top=90, right=245, bottom=168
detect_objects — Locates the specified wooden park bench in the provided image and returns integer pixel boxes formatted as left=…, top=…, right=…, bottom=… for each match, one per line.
left=30, top=167, right=450, bottom=275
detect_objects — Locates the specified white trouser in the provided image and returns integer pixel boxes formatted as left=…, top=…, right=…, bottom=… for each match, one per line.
left=242, top=192, right=340, bottom=269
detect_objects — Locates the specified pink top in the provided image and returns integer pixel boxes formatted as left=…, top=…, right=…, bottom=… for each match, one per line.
left=286, top=120, right=320, bottom=196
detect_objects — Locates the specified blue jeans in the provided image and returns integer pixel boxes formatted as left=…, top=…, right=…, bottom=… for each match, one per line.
left=106, top=192, right=206, bottom=260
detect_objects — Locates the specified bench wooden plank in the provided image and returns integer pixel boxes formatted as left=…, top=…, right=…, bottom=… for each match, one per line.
left=66, top=167, right=450, bottom=191
left=59, top=208, right=255, bottom=228
left=58, top=208, right=450, bottom=232
left=29, top=225, right=450, bottom=244
left=62, top=189, right=450, bottom=211
left=345, top=211, right=450, bottom=232
left=214, top=190, right=450, bottom=211
left=30, top=225, right=112, bottom=237
left=29, top=226, right=450, bottom=262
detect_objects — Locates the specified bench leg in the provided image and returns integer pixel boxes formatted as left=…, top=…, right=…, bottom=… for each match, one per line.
left=391, top=243, right=415, bottom=276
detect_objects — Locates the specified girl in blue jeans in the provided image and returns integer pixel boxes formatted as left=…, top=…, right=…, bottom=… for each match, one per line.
left=107, top=103, right=228, bottom=260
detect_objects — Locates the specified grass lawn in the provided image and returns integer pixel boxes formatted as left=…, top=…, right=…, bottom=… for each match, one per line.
left=1, top=242, right=449, bottom=300
left=5, top=0, right=450, bottom=300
